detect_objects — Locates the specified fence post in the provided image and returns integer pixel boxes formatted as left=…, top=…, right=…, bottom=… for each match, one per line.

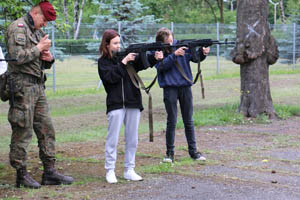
left=118, top=21, right=125, bottom=48
left=216, top=22, right=220, bottom=74
left=171, top=22, right=174, bottom=33
left=118, top=21, right=121, bottom=35
left=51, top=22, right=56, bottom=93
left=293, top=23, right=296, bottom=70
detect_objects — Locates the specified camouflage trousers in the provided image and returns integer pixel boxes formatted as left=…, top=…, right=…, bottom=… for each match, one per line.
left=8, top=73, right=56, bottom=169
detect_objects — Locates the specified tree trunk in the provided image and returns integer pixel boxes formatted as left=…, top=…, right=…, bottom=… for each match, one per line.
left=64, top=0, right=70, bottom=39
left=73, top=0, right=79, bottom=39
left=74, top=0, right=85, bottom=40
left=231, top=0, right=279, bottom=118
left=93, top=29, right=98, bottom=40
left=217, top=0, right=224, bottom=24
left=279, top=0, right=286, bottom=24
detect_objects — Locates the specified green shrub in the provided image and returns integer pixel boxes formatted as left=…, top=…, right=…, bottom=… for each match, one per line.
left=54, top=39, right=101, bottom=55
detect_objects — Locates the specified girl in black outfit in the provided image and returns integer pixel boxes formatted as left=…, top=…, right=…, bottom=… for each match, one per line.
left=98, top=29, right=163, bottom=183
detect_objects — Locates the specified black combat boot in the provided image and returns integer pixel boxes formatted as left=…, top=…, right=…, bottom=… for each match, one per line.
left=16, top=167, right=41, bottom=189
left=41, top=163, right=74, bottom=185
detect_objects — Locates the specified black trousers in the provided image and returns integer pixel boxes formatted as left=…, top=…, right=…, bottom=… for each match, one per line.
left=163, top=86, right=197, bottom=156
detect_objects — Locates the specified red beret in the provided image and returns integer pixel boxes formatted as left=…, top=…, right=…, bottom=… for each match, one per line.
left=39, top=1, right=56, bottom=21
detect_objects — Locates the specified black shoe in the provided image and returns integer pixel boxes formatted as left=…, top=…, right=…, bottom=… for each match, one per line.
left=163, top=151, right=174, bottom=163
left=16, top=168, right=41, bottom=189
left=42, top=168, right=74, bottom=185
left=190, top=152, right=206, bottom=161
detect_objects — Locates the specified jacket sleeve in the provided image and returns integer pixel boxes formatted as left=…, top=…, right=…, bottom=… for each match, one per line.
left=6, top=26, right=40, bottom=65
left=43, top=59, right=55, bottom=69
left=131, top=53, right=145, bottom=72
left=131, top=52, right=158, bottom=72
left=190, top=48, right=206, bottom=63
left=98, top=58, right=127, bottom=84
left=155, top=53, right=177, bottom=73
left=146, top=52, right=158, bottom=68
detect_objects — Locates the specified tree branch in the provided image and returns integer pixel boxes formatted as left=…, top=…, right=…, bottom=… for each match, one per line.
left=24, top=0, right=34, bottom=6
left=203, top=0, right=217, bottom=23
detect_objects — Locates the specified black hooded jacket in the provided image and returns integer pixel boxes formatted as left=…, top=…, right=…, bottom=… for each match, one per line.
left=98, top=54, right=156, bottom=114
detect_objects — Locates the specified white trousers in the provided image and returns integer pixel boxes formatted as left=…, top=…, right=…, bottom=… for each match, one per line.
left=105, top=108, right=140, bottom=171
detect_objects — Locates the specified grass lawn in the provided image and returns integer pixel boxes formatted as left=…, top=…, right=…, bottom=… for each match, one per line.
left=1, top=56, right=300, bottom=200
left=0, top=55, right=299, bottom=152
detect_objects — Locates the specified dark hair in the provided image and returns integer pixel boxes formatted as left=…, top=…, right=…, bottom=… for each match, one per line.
left=156, top=27, right=173, bottom=43
left=99, top=29, right=120, bottom=58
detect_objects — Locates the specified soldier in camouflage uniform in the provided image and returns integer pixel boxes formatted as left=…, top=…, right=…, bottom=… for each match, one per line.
left=5, top=1, right=73, bottom=189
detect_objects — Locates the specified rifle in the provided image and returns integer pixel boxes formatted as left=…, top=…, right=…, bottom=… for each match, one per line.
left=0, top=59, right=17, bottom=62
left=115, top=39, right=234, bottom=68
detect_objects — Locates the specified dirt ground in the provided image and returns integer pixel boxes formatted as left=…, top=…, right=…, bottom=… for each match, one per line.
left=0, top=114, right=300, bottom=200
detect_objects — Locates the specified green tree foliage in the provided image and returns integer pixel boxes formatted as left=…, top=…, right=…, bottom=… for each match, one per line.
left=52, top=0, right=97, bottom=38
left=268, top=0, right=300, bottom=24
left=286, top=0, right=300, bottom=20
left=140, top=0, right=237, bottom=24
left=0, top=0, right=48, bottom=42
left=53, top=0, right=97, bottom=24
left=1, top=0, right=300, bottom=44
left=92, top=0, right=159, bottom=45
left=0, top=0, right=41, bottom=22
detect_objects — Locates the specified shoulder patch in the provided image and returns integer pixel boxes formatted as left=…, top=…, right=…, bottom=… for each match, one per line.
left=17, top=23, right=24, bottom=27
left=15, top=33, right=26, bottom=46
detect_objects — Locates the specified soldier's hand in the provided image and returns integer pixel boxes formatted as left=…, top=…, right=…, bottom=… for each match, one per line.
left=37, top=35, right=51, bottom=52
left=40, top=50, right=53, bottom=62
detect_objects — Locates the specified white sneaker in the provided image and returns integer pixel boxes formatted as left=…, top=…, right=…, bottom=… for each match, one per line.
left=124, top=169, right=143, bottom=181
left=163, top=157, right=173, bottom=163
left=106, top=170, right=117, bottom=184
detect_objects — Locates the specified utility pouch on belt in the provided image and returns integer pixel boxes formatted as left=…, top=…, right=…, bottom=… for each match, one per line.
left=0, top=71, right=10, bottom=102
left=4, top=73, right=25, bottom=106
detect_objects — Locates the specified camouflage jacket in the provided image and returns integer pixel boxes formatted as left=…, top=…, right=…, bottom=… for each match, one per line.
left=5, top=14, right=53, bottom=78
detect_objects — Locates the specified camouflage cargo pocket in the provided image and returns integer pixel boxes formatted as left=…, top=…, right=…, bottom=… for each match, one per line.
left=8, top=104, right=30, bottom=128
left=9, top=74, right=24, bottom=98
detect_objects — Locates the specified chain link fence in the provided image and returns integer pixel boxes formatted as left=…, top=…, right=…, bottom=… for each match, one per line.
left=1, top=22, right=299, bottom=91
left=44, top=22, right=299, bottom=65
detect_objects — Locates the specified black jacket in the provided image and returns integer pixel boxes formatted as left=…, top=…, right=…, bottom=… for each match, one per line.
left=98, top=54, right=156, bottom=114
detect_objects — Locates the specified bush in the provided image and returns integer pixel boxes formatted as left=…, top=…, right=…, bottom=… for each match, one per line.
left=54, top=39, right=101, bottom=55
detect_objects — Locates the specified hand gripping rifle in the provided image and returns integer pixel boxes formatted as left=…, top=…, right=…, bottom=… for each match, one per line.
left=171, top=39, right=235, bottom=99
left=115, top=42, right=170, bottom=68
